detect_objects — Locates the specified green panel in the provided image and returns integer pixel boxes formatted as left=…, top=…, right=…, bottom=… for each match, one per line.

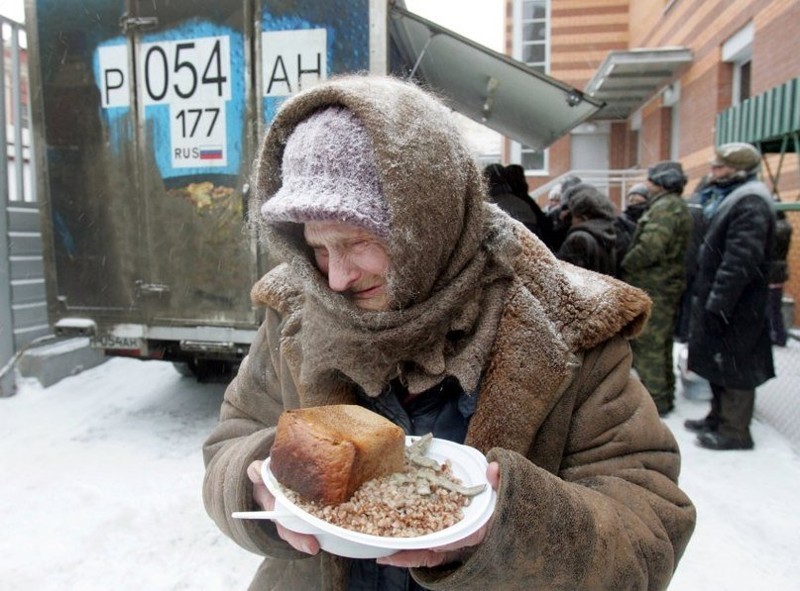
left=791, top=79, right=800, bottom=134
left=766, top=84, right=779, bottom=139
left=716, top=77, right=800, bottom=152
left=751, top=94, right=761, bottom=142
left=746, top=97, right=756, bottom=142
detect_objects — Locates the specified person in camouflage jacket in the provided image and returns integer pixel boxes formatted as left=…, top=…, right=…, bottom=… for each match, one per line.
left=621, top=161, right=692, bottom=415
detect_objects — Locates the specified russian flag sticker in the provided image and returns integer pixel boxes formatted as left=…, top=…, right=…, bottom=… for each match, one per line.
left=200, top=146, right=224, bottom=160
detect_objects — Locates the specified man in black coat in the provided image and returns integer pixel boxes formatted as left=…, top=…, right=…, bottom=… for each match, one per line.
left=685, top=142, right=776, bottom=450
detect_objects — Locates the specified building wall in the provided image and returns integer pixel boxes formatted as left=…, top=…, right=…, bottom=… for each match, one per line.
left=756, top=1, right=800, bottom=89
left=549, top=0, right=629, bottom=89
left=629, top=0, right=671, bottom=47
left=506, top=0, right=800, bottom=188
left=520, top=0, right=630, bottom=196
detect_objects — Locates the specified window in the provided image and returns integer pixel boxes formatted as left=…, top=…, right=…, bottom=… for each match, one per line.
left=510, top=139, right=548, bottom=173
left=520, top=148, right=546, bottom=171
left=737, top=60, right=751, bottom=103
left=518, top=0, right=549, bottom=74
left=722, top=22, right=753, bottom=106
left=514, top=0, right=550, bottom=173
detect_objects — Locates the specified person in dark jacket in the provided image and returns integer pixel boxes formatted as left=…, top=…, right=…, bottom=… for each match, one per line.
left=557, top=183, right=618, bottom=276
left=504, top=163, right=552, bottom=243
left=545, top=175, right=582, bottom=252
left=615, top=183, right=650, bottom=272
left=767, top=207, right=793, bottom=346
left=545, top=183, right=562, bottom=214
left=674, top=174, right=713, bottom=343
left=685, top=142, right=776, bottom=450
left=621, top=183, right=649, bottom=225
left=620, top=162, right=692, bottom=416
left=483, top=163, right=542, bottom=237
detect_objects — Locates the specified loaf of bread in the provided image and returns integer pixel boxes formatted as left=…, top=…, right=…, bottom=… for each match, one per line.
left=269, top=405, right=406, bottom=506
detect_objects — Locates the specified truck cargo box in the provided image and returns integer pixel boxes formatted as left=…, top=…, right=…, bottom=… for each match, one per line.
left=26, top=0, right=601, bottom=378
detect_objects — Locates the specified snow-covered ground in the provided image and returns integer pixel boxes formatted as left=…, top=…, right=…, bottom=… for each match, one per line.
left=1, top=354, right=799, bottom=590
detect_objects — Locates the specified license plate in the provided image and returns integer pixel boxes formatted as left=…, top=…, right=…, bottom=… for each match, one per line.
left=90, top=335, right=143, bottom=350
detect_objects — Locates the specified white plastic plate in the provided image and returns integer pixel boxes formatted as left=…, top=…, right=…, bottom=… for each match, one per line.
left=235, top=436, right=496, bottom=559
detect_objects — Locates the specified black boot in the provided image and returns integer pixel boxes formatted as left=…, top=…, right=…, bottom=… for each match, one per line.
left=697, top=431, right=754, bottom=451
left=684, top=417, right=716, bottom=434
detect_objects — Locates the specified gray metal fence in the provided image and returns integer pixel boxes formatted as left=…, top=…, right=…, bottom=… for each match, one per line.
left=757, top=206, right=800, bottom=452
left=1, top=16, right=49, bottom=396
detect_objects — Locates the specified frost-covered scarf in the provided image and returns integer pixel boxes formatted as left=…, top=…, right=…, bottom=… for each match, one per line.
left=252, top=76, right=519, bottom=396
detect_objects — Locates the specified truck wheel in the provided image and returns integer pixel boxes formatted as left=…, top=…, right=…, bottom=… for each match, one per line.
left=172, top=361, right=196, bottom=377
left=172, top=359, right=234, bottom=382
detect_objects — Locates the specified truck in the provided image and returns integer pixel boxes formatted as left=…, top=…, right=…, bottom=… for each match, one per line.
left=25, top=0, right=602, bottom=379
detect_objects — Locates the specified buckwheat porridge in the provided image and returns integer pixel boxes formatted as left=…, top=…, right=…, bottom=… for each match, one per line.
left=277, top=434, right=486, bottom=537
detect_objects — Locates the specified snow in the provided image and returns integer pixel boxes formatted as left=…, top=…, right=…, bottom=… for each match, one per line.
left=1, top=356, right=799, bottom=590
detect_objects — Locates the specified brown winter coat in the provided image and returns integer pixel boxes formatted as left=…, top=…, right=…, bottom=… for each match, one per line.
left=202, top=226, right=696, bottom=591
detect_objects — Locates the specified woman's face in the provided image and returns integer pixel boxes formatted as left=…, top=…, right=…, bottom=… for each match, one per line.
left=303, top=221, right=391, bottom=311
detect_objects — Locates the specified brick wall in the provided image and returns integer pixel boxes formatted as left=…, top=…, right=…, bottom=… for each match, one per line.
left=753, top=1, right=800, bottom=91
left=549, top=0, right=629, bottom=88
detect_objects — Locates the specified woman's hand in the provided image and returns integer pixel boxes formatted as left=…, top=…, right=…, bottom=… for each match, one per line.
left=375, top=461, right=500, bottom=568
left=247, top=460, right=321, bottom=555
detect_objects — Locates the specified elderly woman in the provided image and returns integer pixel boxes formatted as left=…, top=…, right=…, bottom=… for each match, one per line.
left=202, top=75, right=695, bottom=590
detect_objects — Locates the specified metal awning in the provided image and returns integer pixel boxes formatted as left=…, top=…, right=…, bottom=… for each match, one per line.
left=716, top=77, right=800, bottom=196
left=716, top=77, right=800, bottom=153
left=388, top=6, right=603, bottom=150
left=584, top=47, right=693, bottom=120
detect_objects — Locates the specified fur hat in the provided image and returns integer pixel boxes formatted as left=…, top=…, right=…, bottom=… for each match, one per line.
left=567, top=183, right=614, bottom=220
left=260, top=106, right=390, bottom=239
left=647, top=161, right=687, bottom=193
left=711, top=142, right=761, bottom=172
left=559, top=175, right=582, bottom=205
left=504, top=164, right=530, bottom=198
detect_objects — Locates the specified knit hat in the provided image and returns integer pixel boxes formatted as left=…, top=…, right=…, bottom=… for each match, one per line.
left=627, top=183, right=649, bottom=199
left=260, top=106, right=390, bottom=239
left=647, top=161, right=687, bottom=193
left=711, top=142, right=761, bottom=172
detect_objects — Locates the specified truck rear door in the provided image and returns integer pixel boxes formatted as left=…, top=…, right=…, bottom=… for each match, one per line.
left=32, top=0, right=378, bottom=358
left=111, top=0, right=258, bottom=327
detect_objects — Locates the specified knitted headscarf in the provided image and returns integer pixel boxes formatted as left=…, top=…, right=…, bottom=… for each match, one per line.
left=252, top=75, right=519, bottom=397
left=261, top=106, right=390, bottom=240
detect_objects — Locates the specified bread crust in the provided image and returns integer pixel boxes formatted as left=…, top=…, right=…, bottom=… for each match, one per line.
left=270, top=405, right=406, bottom=505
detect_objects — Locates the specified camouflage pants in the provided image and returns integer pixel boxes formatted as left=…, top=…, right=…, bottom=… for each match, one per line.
left=631, top=292, right=681, bottom=413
